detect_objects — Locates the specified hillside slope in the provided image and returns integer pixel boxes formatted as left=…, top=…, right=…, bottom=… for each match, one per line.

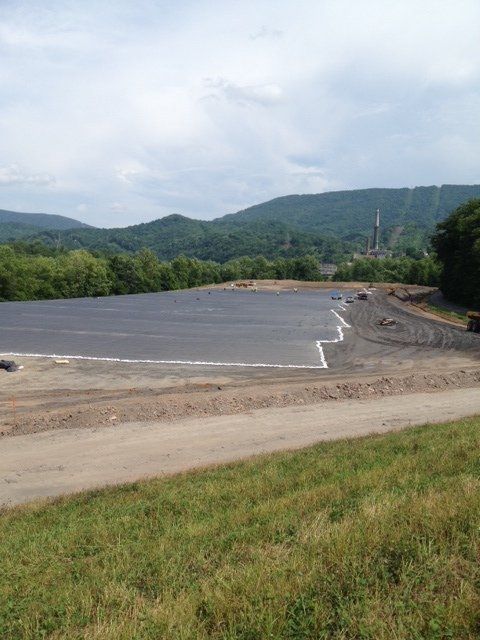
left=7, top=184, right=480, bottom=261
left=0, top=208, right=91, bottom=230
left=222, top=184, right=480, bottom=238
left=34, top=215, right=350, bottom=262
left=0, top=222, right=50, bottom=244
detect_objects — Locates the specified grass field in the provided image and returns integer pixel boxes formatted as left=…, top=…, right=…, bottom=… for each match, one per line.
left=1, top=417, right=479, bottom=639
left=426, top=302, right=467, bottom=324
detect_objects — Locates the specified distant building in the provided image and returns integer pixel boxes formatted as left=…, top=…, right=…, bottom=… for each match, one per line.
left=367, top=248, right=390, bottom=260
left=319, top=263, right=338, bottom=278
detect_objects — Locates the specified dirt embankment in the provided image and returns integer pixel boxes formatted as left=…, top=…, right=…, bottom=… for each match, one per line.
left=209, top=279, right=437, bottom=294
left=2, top=367, right=480, bottom=438
left=388, top=285, right=473, bottom=330
left=3, top=386, right=480, bottom=508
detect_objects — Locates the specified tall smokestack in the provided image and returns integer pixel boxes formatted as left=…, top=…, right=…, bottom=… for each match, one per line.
left=373, top=208, right=380, bottom=250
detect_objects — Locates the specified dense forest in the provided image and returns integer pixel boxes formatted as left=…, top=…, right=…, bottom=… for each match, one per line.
left=33, top=216, right=353, bottom=263
left=2, top=184, right=479, bottom=262
left=0, top=244, right=325, bottom=301
left=0, top=222, right=48, bottom=244
left=0, top=241, right=440, bottom=303
left=432, top=199, right=480, bottom=307
left=333, top=257, right=440, bottom=286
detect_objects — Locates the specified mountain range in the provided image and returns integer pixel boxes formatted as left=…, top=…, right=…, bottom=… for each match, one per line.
left=0, top=208, right=91, bottom=244
left=2, top=184, right=480, bottom=262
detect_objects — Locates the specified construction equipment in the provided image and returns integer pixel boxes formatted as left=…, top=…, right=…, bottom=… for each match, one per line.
left=466, top=311, right=480, bottom=332
left=378, top=318, right=397, bottom=326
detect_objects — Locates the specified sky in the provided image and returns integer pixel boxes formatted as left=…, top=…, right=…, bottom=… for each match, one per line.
left=0, top=0, right=479, bottom=227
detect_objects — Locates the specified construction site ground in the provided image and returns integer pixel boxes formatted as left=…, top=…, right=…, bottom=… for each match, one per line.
left=1, top=281, right=480, bottom=506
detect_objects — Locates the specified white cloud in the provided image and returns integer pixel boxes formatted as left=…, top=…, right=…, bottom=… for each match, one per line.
left=204, top=78, right=283, bottom=106
left=0, top=164, right=55, bottom=187
left=109, top=202, right=127, bottom=212
left=249, top=25, right=283, bottom=40
left=116, top=167, right=144, bottom=185
left=0, top=0, right=478, bottom=226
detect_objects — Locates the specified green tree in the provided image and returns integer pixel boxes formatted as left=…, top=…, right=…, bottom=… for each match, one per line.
left=170, top=255, right=192, bottom=289
left=135, top=249, right=162, bottom=292
left=57, top=250, right=112, bottom=298
left=432, top=199, right=480, bottom=307
left=290, top=255, right=321, bottom=281
left=30, top=256, right=58, bottom=299
left=109, top=254, right=141, bottom=294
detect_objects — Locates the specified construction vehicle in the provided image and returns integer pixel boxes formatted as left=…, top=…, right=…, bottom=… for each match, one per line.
left=378, top=317, right=397, bottom=326
left=466, top=311, right=480, bottom=333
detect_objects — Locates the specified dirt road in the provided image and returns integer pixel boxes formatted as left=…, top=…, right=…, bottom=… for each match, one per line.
left=2, top=387, right=480, bottom=507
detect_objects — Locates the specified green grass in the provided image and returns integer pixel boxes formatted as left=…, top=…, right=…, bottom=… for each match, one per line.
left=426, top=303, right=467, bottom=324
left=1, top=418, right=479, bottom=639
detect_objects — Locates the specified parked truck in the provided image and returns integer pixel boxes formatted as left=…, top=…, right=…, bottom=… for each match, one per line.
left=466, top=311, right=480, bottom=333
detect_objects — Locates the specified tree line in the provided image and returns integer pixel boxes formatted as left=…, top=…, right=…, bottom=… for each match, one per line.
left=0, top=245, right=327, bottom=301
left=333, top=256, right=440, bottom=286
left=432, top=198, right=480, bottom=308
left=1, top=197, right=477, bottom=304
left=0, top=242, right=441, bottom=303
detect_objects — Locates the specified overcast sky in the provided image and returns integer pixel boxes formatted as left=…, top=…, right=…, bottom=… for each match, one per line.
left=1, top=0, right=479, bottom=227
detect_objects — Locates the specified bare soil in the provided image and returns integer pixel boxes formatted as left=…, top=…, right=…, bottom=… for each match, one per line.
left=2, top=387, right=480, bottom=506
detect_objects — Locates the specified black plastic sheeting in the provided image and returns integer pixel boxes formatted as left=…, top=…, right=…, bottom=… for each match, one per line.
left=0, top=359, right=21, bottom=372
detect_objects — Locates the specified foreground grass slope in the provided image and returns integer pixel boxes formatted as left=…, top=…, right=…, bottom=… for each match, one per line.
left=1, top=418, right=479, bottom=639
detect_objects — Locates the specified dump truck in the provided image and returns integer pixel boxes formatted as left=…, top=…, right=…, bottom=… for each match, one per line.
left=466, top=311, right=480, bottom=333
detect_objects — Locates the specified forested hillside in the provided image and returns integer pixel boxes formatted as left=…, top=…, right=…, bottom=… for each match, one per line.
left=0, top=222, right=49, bottom=243
left=0, top=208, right=91, bottom=230
left=2, top=185, right=479, bottom=262
left=0, top=209, right=91, bottom=244
left=222, top=184, right=480, bottom=247
left=33, top=215, right=352, bottom=263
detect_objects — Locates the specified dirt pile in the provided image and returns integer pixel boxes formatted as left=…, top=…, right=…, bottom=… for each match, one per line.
left=2, top=368, right=479, bottom=438
left=391, top=286, right=434, bottom=303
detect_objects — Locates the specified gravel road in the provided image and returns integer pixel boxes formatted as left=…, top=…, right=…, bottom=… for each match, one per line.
left=2, top=387, right=480, bottom=507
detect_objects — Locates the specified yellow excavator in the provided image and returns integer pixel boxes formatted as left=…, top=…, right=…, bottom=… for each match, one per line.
left=466, top=311, right=480, bottom=333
